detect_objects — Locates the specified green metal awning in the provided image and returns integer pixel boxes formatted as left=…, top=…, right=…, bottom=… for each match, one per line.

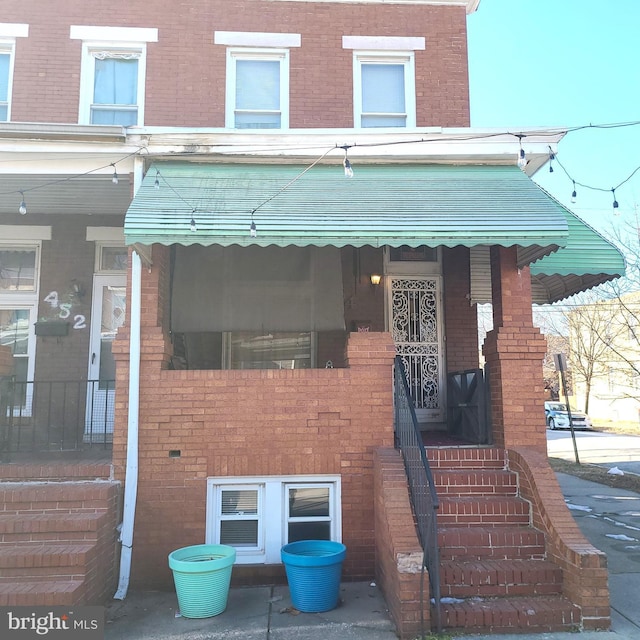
left=530, top=193, right=626, bottom=302
left=125, top=162, right=569, bottom=266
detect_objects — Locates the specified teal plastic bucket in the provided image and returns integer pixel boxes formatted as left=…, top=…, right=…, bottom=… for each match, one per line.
left=168, top=544, right=236, bottom=618
left=281, top=540, right=346, bottom=612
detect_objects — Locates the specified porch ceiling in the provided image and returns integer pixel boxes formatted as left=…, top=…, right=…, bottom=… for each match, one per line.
left=0, top=174, right=131, bottom=217
left=125, top=162, right=571, bottom=267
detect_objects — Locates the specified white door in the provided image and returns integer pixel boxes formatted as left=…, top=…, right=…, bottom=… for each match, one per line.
left=388, top=276, right=445, bottom=423
left=85, top=274, right=126, bottom=441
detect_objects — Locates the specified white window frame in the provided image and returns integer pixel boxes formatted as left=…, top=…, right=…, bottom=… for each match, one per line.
left=224, top=48, right=290, bottom=130
left=71, top=26, right=158, bottom=126
left=353, top=51, right=416, bottom=129
left=0, top=239, right=42, bottom=401
left=206, top=475, right=341, bottom=564
left=0, top=23, right=29, bottom=122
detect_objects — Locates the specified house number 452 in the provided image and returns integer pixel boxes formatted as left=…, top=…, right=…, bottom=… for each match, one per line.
left=43, top=291, right=87, bottom=329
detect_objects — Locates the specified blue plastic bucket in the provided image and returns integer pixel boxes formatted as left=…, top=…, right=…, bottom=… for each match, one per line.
left=168, top=544, right=236, bottom=618
left=281, top=540, right=346, bottom=612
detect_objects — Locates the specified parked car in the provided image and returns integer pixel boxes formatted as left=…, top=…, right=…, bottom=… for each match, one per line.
left=544, top=401, right=592, bottom=430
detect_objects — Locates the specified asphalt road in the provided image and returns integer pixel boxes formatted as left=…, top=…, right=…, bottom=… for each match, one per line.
left=547, top=429, right=640, bottom=475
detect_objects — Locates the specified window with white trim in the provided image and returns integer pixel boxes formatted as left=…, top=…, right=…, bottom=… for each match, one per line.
left=0, top=45, right=13, bottom=122
left=354, top=52, right=416, bottom=128
left=71, top=26, right=157, bottom=126
left=0, top=23, right=29, bottom=122
left=0, top=243, right=41, bottom=390
left=226, top=49, right=289, bottom=129
left=206, top=476, right=341, bottom=564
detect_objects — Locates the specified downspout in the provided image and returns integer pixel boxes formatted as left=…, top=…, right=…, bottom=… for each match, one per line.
left=114, top=156, right=144, bottom=600
left=114, top=249, right=142, bottom=600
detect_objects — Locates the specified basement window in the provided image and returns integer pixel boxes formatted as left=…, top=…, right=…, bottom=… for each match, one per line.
left=206, top=476, right=341, bottom=564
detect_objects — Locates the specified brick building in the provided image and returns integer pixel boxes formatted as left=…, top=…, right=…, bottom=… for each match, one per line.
left=0, top=0, right=625, bottom=635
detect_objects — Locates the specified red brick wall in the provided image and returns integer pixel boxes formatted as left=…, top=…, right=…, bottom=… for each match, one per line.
left=442, top=246, right=479, bottom=372
left=483, top=247, right=547, bottom=451
left=113, top=284, right=397, bottom=590
left=5, top=0, right=470, bottom=128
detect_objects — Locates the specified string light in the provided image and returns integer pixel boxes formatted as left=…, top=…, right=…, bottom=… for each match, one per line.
left=250, top=219, right=257, bottom=237
left=342, top=146, right=354, bottom=178
left=548, top=148, right=555, bottom=173
left=154, top=170, right=160, bottom=190
left=190, top=214, right=197, bottom=232
left=571, top=181, right=577, bottom=204
left=18, top=191, right=27, bottom=215
left=516, top=135, right=527, bottom=169
left=612, top=188, right=619, bottom=213
left=111, top=164, right=119, bottom=185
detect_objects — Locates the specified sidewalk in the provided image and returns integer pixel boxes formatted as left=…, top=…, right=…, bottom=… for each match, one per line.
left=105, top=473, right=640, bottom=640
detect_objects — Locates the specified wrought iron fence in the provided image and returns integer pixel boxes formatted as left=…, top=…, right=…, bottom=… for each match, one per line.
left=0, top=377, right=114, bottom=459
left=393, top=355, right=441, bottom=633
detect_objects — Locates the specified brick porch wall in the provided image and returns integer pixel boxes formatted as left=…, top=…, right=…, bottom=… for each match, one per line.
left=113, top=289, right=397, bottom=589
left=508, top=447, right=611, bottom=630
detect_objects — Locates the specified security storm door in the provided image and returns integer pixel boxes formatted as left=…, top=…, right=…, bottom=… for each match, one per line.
left=389, top=276, right=445, bottom=422
left=85, top=274, right=126, bottom=441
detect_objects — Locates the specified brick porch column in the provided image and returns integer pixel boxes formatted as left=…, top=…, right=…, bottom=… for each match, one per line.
left=482, top=246, right=547, bottom=451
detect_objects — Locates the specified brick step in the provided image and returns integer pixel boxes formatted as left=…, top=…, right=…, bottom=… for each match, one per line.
left=437, top=496, right=531, bottom=526
left=0, top=480, right=118, bottom=513
left=0, top=542, right=96, bottom=577
left=439, top=559, right=562, bottom=598
left=438, top=526, right=546, bottom=560
left=0, top=511, right=110, bottom=543
left=436, top=594, right=581, bottom=634
left=0, top=462, right=112, bottom=482
left=425, top=447, right=506, bottom=470
left=433, top=469, right=518, bottom=496
left=0, top=578, right=85, bottom=606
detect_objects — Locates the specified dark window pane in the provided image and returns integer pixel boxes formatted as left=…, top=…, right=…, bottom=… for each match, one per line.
left=220, top=520, right=258, bottom=546
left=288, top=522, right=330, bottom=543
left=289, top=487, right=329, bottom=517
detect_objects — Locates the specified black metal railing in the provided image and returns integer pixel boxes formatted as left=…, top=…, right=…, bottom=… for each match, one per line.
left=393, top=355, right=441, bottom=633
left=0, top=377, right=114, bottom=459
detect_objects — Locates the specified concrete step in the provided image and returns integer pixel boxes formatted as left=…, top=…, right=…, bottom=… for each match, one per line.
left=438, top=526, right=546, bottom=560
left=439, top=559, right=563, bottom=598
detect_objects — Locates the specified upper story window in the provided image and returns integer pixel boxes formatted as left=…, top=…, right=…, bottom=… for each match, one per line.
left=343, top=36, right=425, bottom=129
left=0, top=23, right=29, bottom=122
left=71, top=25, right=158, bottom=126
left=215, top=32, right=301, bottom=130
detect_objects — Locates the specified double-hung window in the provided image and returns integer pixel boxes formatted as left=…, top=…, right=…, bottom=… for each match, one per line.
left=0, top=23, right=29, bottom=122
left=215, top=32, right=300, bottom=130
left=207, top=476, right=341, bottom=564
left=71, top=26, right=158, bottom=126
left=343, top=36, right=424, bottom=129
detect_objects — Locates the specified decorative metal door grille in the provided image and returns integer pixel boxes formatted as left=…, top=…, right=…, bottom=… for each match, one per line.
left=391, top=277, right=442, bottom=414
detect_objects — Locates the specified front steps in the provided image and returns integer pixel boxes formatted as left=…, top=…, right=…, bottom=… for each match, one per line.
left=0, top=460, right=120, bottom=606
left=427, top=447, right=580, bottom=634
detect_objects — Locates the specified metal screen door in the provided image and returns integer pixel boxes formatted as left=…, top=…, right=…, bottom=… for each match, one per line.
left=390, top=276, right=445, bottom=422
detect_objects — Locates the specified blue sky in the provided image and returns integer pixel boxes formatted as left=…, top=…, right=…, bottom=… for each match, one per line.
left=467, top=0, right=640, bottom=238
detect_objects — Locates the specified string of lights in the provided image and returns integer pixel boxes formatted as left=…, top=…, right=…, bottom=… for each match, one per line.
left=2, top=120, right=640, bottom=222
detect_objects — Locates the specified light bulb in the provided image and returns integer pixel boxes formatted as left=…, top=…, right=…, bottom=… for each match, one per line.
left=154, top=171, right=160, bottom=190
left=190, top=217, right=197, bottom=232
left=111, top=165, right=119, bottom=185
left=517, top=148, right=527, bottom=169
left=571, top=182, right=577, bottom=204
left=343, top=158, right=354, bottom=178
left=250, top=220, right=257, bottom=237
left=18, top=194, right=27, bottom=215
